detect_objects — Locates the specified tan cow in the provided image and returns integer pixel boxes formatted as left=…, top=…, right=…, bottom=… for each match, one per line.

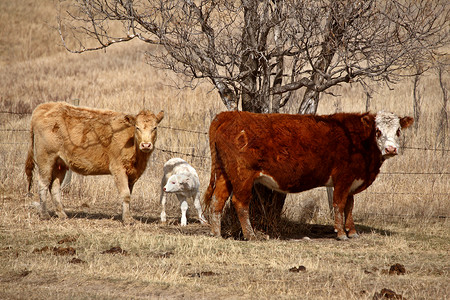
left=25, top=102, right=164, bottom=224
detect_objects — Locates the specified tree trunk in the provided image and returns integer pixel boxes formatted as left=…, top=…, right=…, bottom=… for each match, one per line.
left=220, top=2, right=286, bottom=238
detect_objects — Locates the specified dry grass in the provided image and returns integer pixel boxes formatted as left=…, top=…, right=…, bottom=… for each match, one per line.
left=0, top=0, right=449, bottom=299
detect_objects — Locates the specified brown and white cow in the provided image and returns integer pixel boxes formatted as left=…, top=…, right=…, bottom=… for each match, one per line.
left=25, top=102, right=164, bottom=224
left=204, top=111, right=413, bottom=240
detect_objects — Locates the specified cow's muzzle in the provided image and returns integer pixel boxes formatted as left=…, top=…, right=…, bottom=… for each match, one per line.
left=139, top=142, right=153, bottom=152
left=382, top=145, right=398, bottom=158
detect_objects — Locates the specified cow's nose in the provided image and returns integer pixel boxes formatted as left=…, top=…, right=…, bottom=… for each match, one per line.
left=140, top=142, right=153, bottom=150
left=385, top=146, right=397, bottom=155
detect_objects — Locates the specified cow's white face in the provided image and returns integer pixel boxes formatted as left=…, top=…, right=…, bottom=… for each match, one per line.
left=375, top=111, right=413, bottom=159
left=126, top=110, right=164, bottom=153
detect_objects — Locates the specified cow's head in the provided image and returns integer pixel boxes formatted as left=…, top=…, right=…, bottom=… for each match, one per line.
left=125, top=110, right=164, bottom=153
left=374, top=111, right=413, bottom=159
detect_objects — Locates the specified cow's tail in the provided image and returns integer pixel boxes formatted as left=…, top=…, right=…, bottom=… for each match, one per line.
left=25, top=124, right=35, bottom=193
left=203, top=140, right=217, bottom=212
left=204, top=118, right=222, bottom=216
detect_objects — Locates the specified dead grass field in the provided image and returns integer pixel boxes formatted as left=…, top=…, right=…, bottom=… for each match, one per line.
left=0, top=1, right=449, bottom=299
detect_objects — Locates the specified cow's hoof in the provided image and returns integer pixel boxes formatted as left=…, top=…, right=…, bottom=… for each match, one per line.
left=210, top=232, right=222, bottom=238
left=244, top=232, right=266, bottom=241
left=56, top=211, right=68, bottom=219
left=39, top=212, right=51, bottom=220
left=348, top=232, right=359, bottom=239
left=337, top=234, right=349, bottom=241
left=122, top=217, right=135, bottom=226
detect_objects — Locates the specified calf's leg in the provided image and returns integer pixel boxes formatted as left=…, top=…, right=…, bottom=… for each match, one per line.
left=177, top=194, right=188, bottom=226
left=181, top=201, right=188, bottom=226
left=160, top=184, right=167, bottom=223
left=193, top=192, right=206, bottom=224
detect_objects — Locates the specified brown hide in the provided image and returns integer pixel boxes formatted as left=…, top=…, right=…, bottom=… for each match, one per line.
left=205, top=111, right=413, bottom=240
left=25, top=102, right=164, bottom=224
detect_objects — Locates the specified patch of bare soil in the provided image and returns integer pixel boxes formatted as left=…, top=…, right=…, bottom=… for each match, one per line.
left=186, top=271, right=218, bottom=278
left=289, top=266, right=307, bottom=272
left=32, top=246, right=76, bottom=256
left=151, top=251, right=174, bottom=258
left=364, top=264, right=407, bottom=276
left=373, top=288, right=407, bottom=299
left=388, top=263, right=406, bottom=275
left=57, top=236, right=77, bottom=244
left=69, top=258, right=86, bottom=264
left=101, top=246, right=129, bottom=255
left=0, top=270, right=31, bottom=283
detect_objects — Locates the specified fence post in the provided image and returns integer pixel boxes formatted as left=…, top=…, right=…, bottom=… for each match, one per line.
left=326, top=187, right=334, bottom=218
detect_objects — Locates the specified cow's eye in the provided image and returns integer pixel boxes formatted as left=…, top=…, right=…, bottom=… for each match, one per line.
left=375, top=128, right=382, bottom=138
left=136, top=126, right=141, bottom=132
left=152, top=126, right=157, bottom=131
left=171, top=181, right=175, bottom=184
left=396, top=128, right=401, bottom=137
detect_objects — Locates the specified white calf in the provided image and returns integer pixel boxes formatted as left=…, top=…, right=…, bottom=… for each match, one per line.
left=160, top=158, right=206, bottom=226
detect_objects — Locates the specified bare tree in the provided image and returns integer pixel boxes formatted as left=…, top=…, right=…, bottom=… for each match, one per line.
left=58, top=0, right=449, bottom=112
left=58, top=0, right=449, bottom=236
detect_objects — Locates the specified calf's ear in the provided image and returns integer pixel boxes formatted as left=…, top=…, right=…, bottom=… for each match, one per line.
left=156, top=111, right=164, bottom=123
left=178, top=175, right=190, bottom=186
left=400, top=116, right=414, bottom=129
left=124, top=115, right=136, bottom=126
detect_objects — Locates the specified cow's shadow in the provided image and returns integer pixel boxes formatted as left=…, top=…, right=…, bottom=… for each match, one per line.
left=63, top=210, right=160, bottom=224
left=58, top=211, right=393, bottom=240
left=275, top=220, right=395, bottom=240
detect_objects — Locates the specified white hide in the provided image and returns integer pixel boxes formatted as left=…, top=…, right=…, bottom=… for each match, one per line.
left=160, top=158, right=206, bottom=226
left=375, top=111, right=403, bottom=158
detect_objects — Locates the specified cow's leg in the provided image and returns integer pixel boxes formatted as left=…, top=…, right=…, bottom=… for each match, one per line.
left=332, top=185, right=350, bottom=240
left=37, top=174, right=51, bottom=220
left=344, top=195, right=358, bottom=238
left=50, top=161, right=68, bottom=219
left=209, top=175, right=232, bottom=238
left=36, top=161, right=54, bottom=220
left=232, top=192, right=256, bottom=241
left=193, top=192, right=206, bottom=224
left=231, top=183, right=257, bottom=241
left=113, top=170, right=134, bottom=225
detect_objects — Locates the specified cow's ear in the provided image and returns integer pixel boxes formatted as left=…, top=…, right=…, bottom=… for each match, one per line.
left=361, top=113, right=372, bottom=128
left=400, top=116, right=414, bottom=129
left=124, top=115, right=136, bottom=126
left=156, top=111, right=164, bottom=123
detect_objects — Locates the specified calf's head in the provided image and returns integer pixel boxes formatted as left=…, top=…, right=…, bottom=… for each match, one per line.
left=163, top=174, right=192, bottom=193
left=374, top=111, right=414, bottom=159
left=125, top=110, right=164, bottom=153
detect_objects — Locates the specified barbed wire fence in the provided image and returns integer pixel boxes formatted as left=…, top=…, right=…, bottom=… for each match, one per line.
left=1, top=110, right=448, bottom=219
